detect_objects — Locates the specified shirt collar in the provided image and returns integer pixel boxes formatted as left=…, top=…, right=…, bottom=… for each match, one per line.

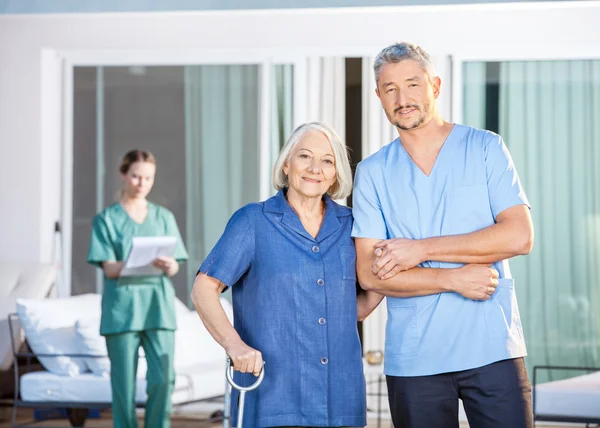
left=264, top=188, right=350, bottom=242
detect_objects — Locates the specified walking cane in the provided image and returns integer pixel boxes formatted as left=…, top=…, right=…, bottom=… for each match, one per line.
left=225, top=358, right=265, bottom=428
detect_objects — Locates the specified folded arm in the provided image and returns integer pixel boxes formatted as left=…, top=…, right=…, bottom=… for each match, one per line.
left=373, top=205, right=533, bottom=279
left=357, top=238, right=499, bottom=301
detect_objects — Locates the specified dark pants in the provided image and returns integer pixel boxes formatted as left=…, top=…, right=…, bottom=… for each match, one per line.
left=386, top=358, right=533, bottom=428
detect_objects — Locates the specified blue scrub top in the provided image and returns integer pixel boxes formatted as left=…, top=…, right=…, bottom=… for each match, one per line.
left=352, top=124, right=529, bottom=377
left=199, top=189, right=366, bottom=428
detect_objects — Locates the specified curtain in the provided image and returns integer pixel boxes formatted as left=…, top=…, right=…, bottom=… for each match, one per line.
left=270, top=64, right=294, bottom=196
left=359, top=56, right=395, bottom=358
left=184, top=65, right=260, bottom=298
left=464, top=59, right=600, bottom=381
left=305, top=57, right=346, bottom=139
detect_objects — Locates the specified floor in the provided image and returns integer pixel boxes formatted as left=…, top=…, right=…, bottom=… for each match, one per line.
left=0, top=407, right=590, bottom=428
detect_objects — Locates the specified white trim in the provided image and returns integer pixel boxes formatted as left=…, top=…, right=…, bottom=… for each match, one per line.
left=58, top=51, right=307, bottom=295
left=95, top=67, right=105, bottom=295
left=449, top=51, right=600, bottom=63
left=292, top=57, right=308, bottom=127
left=259, top=61, right=273, bottom=201
left=2, top=1, right=598, bottom=20
left=61, top=58, right=74, bottom=298
left=40, top=49, right=65, bottom=294
left=61, top=49, right=323, bottom=67
left=451, top=56, right=464, bottom=126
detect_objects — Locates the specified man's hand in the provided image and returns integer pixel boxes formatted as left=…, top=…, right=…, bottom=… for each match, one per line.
left=152, top=256, right=178, bottom=277
left=449, top=264, right=499, bottom=301
left=225, top=341, right=264, bottom=377
left=372, top=238, right=425, bottom=279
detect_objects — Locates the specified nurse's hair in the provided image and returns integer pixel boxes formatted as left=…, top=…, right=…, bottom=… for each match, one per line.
left=119, top=150, right=156, bottom=174
left=272, top=122, right=353, bottom=200
left=373, top=42, right=435, bottom=85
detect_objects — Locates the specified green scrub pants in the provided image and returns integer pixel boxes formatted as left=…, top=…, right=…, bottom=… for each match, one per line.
left=105, top=329, right=175, bottom=428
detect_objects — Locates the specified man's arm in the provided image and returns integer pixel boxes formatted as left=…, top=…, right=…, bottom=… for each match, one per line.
left=373, top=205, right=533, bottom=279
left=422, top=204, right=533, bottom=262
left=357, top=238, right=499, bottom=301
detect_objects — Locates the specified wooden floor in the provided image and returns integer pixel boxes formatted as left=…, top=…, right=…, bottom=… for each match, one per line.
left=0, top=407, right=587, bottom=427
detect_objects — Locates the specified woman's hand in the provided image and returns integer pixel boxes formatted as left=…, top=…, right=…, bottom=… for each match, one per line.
left=225, top=341, right=264, bottom=377
left=152, top=256, right=179, bottom=277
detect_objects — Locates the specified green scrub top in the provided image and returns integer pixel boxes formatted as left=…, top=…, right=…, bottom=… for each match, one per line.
left=87, top=202, right=189, bottom=336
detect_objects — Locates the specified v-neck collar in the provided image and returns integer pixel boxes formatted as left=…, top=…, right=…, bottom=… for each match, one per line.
left=118, top=201, right=152, bottom=226
left=397, top=124, right=458, bottom=178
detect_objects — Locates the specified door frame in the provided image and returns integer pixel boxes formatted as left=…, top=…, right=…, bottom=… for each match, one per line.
left=53, top=48, right=310, bottom=296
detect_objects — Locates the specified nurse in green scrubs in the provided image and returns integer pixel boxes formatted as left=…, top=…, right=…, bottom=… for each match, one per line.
left=87, top=149, right=188, bottom=428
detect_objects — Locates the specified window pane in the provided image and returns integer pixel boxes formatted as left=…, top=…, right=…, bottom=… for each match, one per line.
left=72, top=63, right=292, bottom=303
left=462, top=60, right=600, bottom=381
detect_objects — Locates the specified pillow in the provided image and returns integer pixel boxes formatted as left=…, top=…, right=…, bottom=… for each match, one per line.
left=75, top=317, right=147, bottom=378
left=174, top=298, right=231, bottom=369
left=16, top=293, right=101, bottom=376
left=74, top=318, right=110, bottom=377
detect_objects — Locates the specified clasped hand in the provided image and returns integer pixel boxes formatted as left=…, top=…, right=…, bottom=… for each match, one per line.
left=152, top=256, right=178, bottom=276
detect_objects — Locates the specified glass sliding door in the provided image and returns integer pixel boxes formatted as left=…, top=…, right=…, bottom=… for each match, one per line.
left=461, top=59, right=600, bottom=381
left=71, top=63, right=294, bottom=303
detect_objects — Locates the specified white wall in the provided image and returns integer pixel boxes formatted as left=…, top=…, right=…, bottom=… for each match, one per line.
left=1, top=1, right=600, bottom=263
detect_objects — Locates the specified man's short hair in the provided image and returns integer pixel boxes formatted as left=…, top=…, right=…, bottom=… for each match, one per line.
left=373, top=42, right=435, bottom=84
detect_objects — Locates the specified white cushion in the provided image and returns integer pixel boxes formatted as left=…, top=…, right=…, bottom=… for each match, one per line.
left=535, top=371, right=600, bottom=419
left=74, top=317, right=147, bottom=378
left=74, top=318, right=110, bottom=376
left=174, top=298, right=232, bottom=369
left=16, top=293, right=101, bottom=377
left=20, top=360, right=225, bottom=404
left=0, top=262, right=56, bottom=370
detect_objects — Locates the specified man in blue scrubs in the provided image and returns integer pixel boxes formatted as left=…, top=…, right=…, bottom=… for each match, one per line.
left=352, top=42, right=534, bottom=428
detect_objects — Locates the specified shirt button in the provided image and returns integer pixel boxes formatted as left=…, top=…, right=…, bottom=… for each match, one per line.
left=318, top=317, right=326, bottom=325
left=321, top=357, right=328, bottom=365
left=317, top=279, right=324, bottom=286
left=312, top=245, right=320, bottom=253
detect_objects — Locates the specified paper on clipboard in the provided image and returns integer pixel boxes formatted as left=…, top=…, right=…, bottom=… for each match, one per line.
left=120, top=236, right=177, bottom=277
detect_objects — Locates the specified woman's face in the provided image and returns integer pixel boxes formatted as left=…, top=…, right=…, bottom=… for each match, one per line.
left=120, top=161, right=156, bottom=200
left=283, top=131, right=337, bottom=200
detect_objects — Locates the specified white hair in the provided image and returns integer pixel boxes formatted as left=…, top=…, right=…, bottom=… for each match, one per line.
left=272, top=122, right=353, bottom=200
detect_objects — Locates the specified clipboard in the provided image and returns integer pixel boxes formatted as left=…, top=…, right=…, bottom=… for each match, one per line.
left=120, top=236, right=177, bottom=277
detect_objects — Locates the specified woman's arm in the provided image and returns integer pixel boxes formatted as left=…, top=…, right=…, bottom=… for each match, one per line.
left=356, top=289, right=384, bottom=321
left=190, top=273, right=263, bottom=376
left=101, top=261, right=123, bottom=279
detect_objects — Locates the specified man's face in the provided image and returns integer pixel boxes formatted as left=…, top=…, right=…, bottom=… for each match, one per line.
left=376, top=59, right=440, bottom=131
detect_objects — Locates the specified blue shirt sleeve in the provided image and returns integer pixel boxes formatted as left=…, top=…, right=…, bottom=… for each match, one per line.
left=351, top=163, right=388, bottom=239
left=198, top=206, right=255, bottom=288
left=485, top=134, right=531, bottom=219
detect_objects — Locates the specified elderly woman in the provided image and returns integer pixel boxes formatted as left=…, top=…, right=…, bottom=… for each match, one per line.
left=191, top=122, right=382, bottom=428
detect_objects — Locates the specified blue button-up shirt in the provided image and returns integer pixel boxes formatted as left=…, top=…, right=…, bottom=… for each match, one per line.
left=199, top=189, right=366, bottom=428
left=352, top=124, right=529, bottom=377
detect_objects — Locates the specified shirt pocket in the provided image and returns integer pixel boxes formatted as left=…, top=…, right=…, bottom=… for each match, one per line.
left=443, top=184, right=493, bottom=235
left=339, top=245, right=357, bottom=281
left=484, top=278, right=516, bottom=338
left=384, top=300, right=419, bottom=356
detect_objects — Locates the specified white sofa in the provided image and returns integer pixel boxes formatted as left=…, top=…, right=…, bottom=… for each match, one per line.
left=0, top=262, right=56, bottom=372
left=13, top=293, right=231, bottom=407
